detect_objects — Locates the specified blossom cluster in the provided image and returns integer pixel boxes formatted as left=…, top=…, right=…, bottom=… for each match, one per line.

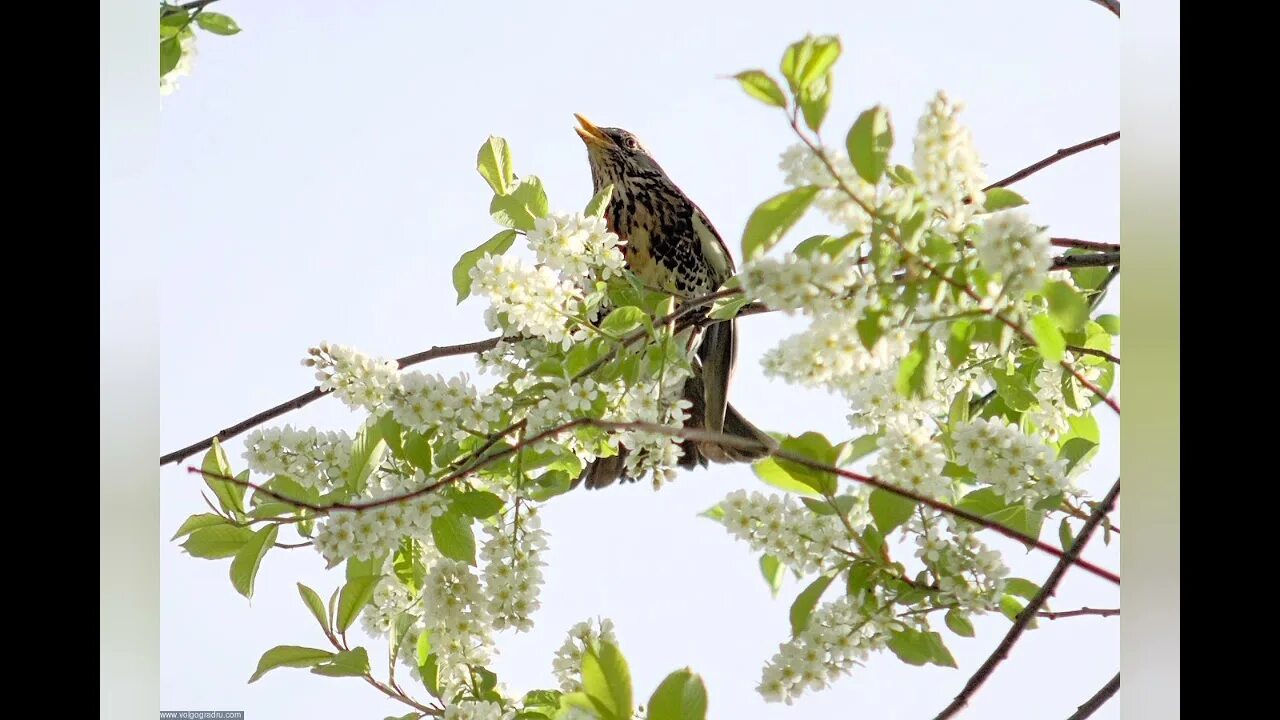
left=974, top=211, right=1054, bottom=297
left=952, top=417, right=1073, bottom=504
left=913, top=90, right=986, bottom=232
left=740, top=253, right=870, bottom=314
left=481, top=508, right=548, bottom=632
left=717, top=490, right=866, bottom=574
left=242, top=425, right=352, bottom=491
left=527, top=212, right=627, bottom=288
left=552, top=617, right=618, bottom=693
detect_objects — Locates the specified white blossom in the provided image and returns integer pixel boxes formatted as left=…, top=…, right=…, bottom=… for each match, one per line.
left=482, top=507, right=548, bottom=632
left=527, top=212, right=627, bottom=287
left=913, top=91, right=985, bottom=232
left=552, top=618, right=617, bottom=693
left=717, top=490, right=864, bottom=574
left=974, top=211, right=1053, bottom=296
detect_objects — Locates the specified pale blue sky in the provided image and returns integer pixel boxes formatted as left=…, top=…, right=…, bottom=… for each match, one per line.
left=159, top=1, right=1120, bottom=718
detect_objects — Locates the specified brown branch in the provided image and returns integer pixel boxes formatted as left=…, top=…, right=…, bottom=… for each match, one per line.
left=1067, top=346, right=1120, bottom=365
left=159, top=338, right=500, bottom=466
left=934, top=478, right=1121, bottom=719
left=1051, top=238, right=1119, bottom=252
left=190, top=420, right=1119, bottom=585
left=1085, top=0, right=1121, bottom=19
left=1037, top=607, right=1119, bottom=620
left=1052, top=252, right=1119, bottom=270
left=984, top=131, right=1120, bottom=190
left=1066, top=673, right=1120, bottom=720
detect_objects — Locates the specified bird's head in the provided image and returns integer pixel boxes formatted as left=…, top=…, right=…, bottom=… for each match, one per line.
left=574, top=113, right=665, bottom=189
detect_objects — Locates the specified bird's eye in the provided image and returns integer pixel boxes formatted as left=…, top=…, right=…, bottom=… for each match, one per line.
left=624, top=137, right=638, bottom=151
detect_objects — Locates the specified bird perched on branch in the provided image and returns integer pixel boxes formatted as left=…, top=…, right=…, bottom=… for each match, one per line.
left=571, top=114, right=776, bottom=489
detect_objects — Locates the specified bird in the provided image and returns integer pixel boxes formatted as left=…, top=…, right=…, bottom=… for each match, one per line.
left=571, top=113, right=777, bottom=490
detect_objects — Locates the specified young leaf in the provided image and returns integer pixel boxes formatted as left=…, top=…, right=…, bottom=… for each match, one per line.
left=248, top=646, right=334, bottom=683
left=846, top=105, right=894, bottom=184
left=585, top=184, right=614, bottom=217
left=759, top=555, right=785, bottom=597
left=345, top=423, right=386, bottom=496
left=181, top=525, right=255, bottom=559
left=454, top=490, right=505, bottom=519
left=582, top=640, right=633, bottom=720
left=160, top=37, right=182, bottom=77
left=868, top=489, right=915, bottom=535
left=195, top=11, right=241, bottom=35
left=477, top=136, right=514, bottom=196
left=646, top=668, right=708, bottom=720
left=297, top=583, right=331, bottom=633
left=982, top=188, right=1028, bottom=212
left=741, top=186, right=820, bottom=261
left=600, top=306, right=648, bottom=336
left=491, top=176, right=549, bottom=231
left=945, top=609, right=975, bottom=638
left=1031, top=314, right=1066, bottom=363
left=453, top=229, right=519, bottom=303
left=230, top=524, right=277, bottom=598
left=432, top=508, right=477, bottom=565
left=171, top=513, right=228, bottom=540
left=887, top=629, right=958, bottom=668
left=336, top=575, right=380, bottom=632
left=1044, top=280, right=1089, bottom=331
left=733, top=70, right=787, bottom=108
left=311, top=647, right=371, bottom=677
left=789, top=574, right=835, bottom=635
left=202, top=439, right=245, bottom=518
left=752, top=457, right=821, bottom=497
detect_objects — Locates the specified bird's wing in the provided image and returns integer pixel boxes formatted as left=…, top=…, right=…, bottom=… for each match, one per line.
left=691, top=205, right=736, bottom=279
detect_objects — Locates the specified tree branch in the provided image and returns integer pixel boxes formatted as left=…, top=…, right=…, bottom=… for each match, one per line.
left=1067, top=346, right=1119, bottom=364
left=1085, top=0, right=1121, bottom=19
left=1037, top=607, right=1119, bottom=620
left=190, top=420, right=1119, bottom=586
left=1052, top=252, right=1119, bottom=270
left=159, top=338, right=500, bottom=466
left=1051, top=238, right=1119, bottom=252
left=984, top=132, right=1120, bottom=190
left=933, top=478, right=1121, bottom=719
left=1066, top=673, right=1120, bottom=720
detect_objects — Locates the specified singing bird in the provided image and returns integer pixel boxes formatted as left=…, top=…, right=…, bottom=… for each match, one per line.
left=572, top=114, right=777, bottom=489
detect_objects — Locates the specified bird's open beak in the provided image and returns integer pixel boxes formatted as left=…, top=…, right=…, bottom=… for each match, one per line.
left=574, top=113, right=609, bottom=147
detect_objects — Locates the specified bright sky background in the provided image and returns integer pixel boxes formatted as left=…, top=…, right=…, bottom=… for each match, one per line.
left=159, top=1, right=1120, bottom=718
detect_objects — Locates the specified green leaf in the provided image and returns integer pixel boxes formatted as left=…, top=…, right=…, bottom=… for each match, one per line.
left=582, top=640, right=633, bottom=720
left=775, top=432, right=840, bottom=496
left=530, top=469, right=575, bottom=502
left=310, top=647, right=371, bottom=677
left=948, top=389, right=971, bottom=428
left=646, top=668, right=708, bottom=720
left=856, top=311, right=885, bottom=351
left=1097, top=314, right=1120, bottom=335
left=585, top=184, right=614, bottom=218
left=202, top=439, right=245, bottom=518
left=346, top=423, right=386, bottom=496
left=733, top=70, right=787, bottom=108
left=160, top=36, right=182, bottom=77
left=1000, top=595, right=1027, bottom=623
left=706, top=295, right=750, bottom=321
left=454, top=490, right=504, bottom=519
left=393, top=538, right=427, bottom=593
left=802, top=495, right=856, bottom=516
left=947, top=320, right=975, bottom=369
left=759, top=555, right=785, bottom=597
left=490, top=176, right=549, bottom=231
left=432, top=508, right=477, bottom=565
left=982, top=188, right=1028, bottom=212
left=1044, top=281, right=1089, bottom=331
left=402, top=431, right=435, bottom=471
left=171, top=513, right=228, bottom=540
left=945, top=609, right=975, bottom=638
left=741, top=186, right=821, bottom=261
left=987, top=504, right=1045, bottom=543
left=230, top=524, right=277, bottom=598
left=839, top=433, right=882, bottom=465
left=1031, top=315, right=1066, bottom=363
left=453, top=229, right=519, bottom=303
left=346, top=554, right=383, bottom=580
left=752, top=457, right=821, bottom=497
left=1058, top=518, right=1075, bottom=551
left=297, top=583, right=330, bottom=633
left=869, top=489, right=915, bottom=534
left=181, top=525, right=255, bottom=559
left=781, top=35, right=842, bottom=94
left=845, top=564, right=874, bottom=596
left=195, top=11, right=241, bottom=35
left=336, top=575, right=380, bottom=633
left=600, top=306, right=648, bottom=336
left=895, top=335, right=934, bottom=398
left=887, top=629, right=958, bottom=668
left=1059, top=437, right=1099, bottom=475
left=248, top=645, right=335, bottom=683
left=799, top=74, right=833, bottom=133
left=375, top=413, right=404, bottom=459
left=477, top=136, right=514, bottom=196
left=1005, top=577, right=1042, bottom=601
left=789, top=573, right=835, bottom=635
left=418, top=650, right=442, bottom=699
left=846, top=106, right=894, bottom=184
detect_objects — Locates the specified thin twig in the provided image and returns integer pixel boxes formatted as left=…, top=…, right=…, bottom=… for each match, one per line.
left=1037, top=607, right=1119, bottom=620
left=1051, top=238, right=1119, bottom=252
left=1067, top=346, right=1120, bottom=364
left=1052, top=252, right=1119, bottom=270
left=1066, top=673, right=1120, bottom=720
left=933, top=479, right=1121, bottom=719
left=984, top=132, right=1120, bottom=190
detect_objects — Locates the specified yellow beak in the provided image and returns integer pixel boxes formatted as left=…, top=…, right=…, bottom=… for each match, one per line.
left=574, top=113, right=609, bottom=146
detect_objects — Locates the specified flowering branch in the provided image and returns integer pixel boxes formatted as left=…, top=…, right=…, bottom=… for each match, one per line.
left=1036, top=607, right=1118, bottom=620
left=1066, top=673, right=1121, bottom=720
left=984, top=131, right=1120, bottom=190
left=1051, top=252, right=1119, bottom=270
left=1067, top=346, right=1120, bottom=364
left=191, top=419, right=1120, bottom=585
left=933, top=478, right=1121, bottom=719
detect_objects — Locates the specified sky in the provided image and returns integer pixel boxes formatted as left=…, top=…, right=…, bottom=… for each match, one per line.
left=158, top=1, right=1120, bottom=718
